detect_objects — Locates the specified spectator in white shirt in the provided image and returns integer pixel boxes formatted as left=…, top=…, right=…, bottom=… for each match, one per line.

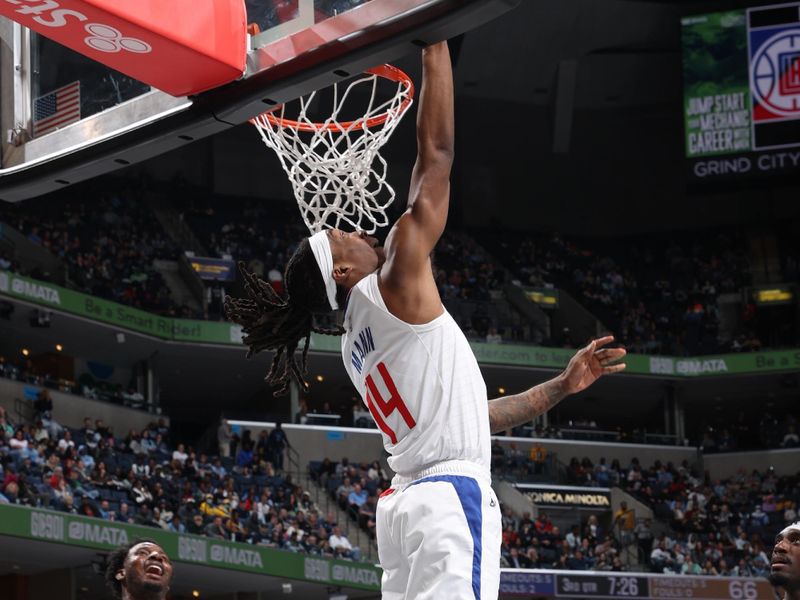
left=9, top=430, right=28, bottom=451
left=57, top=430, right=75, bottom=453
left=785, top=501, right=798, bottom=523
left=486, top=327, right=503, bottom=344
left=32, top=420, right=49, bottom=442
left=329, top=526, right=361, bottom=561
left=782, top=425, right=800, bottom=448
left=172, top=443, right=188, bottom=465
left=565, top=525, right=581, bottom=550
left=217, top=419, right=232, bottom=458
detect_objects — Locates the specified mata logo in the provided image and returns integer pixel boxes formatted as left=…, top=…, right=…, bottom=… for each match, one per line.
left=750, top=22, right=800, bottom=121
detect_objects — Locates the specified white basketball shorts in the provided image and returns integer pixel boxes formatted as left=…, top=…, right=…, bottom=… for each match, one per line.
left=376, top=466, right=501, bottom=600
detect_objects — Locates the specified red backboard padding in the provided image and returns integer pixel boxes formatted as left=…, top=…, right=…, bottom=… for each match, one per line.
left=1, top=0, right=247, bottom=96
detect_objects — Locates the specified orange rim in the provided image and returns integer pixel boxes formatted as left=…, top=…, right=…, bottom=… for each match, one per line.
left=249, top=64, right=414, bottom=132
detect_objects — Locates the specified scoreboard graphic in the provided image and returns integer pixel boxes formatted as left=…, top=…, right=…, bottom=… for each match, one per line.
left=683, top=2, right=800, bottom=181
left=497, top=571, right=777, bottom=599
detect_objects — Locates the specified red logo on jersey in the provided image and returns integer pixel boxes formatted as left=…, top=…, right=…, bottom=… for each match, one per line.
left=365, top=362, right=416, bottom=444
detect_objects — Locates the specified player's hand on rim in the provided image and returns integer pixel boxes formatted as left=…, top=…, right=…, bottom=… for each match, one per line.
left=558, top=335, right=627, bottom=396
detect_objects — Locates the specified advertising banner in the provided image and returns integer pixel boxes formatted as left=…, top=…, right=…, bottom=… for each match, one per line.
left=188, top=257, right=236, bottom=282
left=0, top=0, right=246, bottom=97
left=516, top=485, right=612, bottom=510
left=524, top=288, right=560, bottom=308
left=683, top=3, right=800, bottom=182
left=499, top=571, right=556, bottom=596
left=0, top=508, right=779, bottom=599
left=0, top=504, right=381, bottom=590
left=2, top=271, right=798, bottom=378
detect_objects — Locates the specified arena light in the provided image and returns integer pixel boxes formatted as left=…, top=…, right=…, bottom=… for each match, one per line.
left=21, top=348, right=29, bottom=356
left=754, top=287, right=794, bottom=305
left=316, top=375, right=324, bottom=382
left=498, top=387, right=506, bottom=394
left=55, top=343, right=63, bottom=352
left=192, top=591, right=200, bottom=598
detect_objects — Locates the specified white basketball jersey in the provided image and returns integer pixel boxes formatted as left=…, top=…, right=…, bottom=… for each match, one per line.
left=341, top=273, right=491, bottom=477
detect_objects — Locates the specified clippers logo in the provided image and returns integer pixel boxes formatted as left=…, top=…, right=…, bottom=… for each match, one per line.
left=751, top=29, right=800, bottom=119
left=3, top=0, right=151, bottom=55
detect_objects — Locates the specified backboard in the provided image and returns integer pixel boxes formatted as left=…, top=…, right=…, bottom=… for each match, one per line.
left=0, top=0, right=519, bottom=202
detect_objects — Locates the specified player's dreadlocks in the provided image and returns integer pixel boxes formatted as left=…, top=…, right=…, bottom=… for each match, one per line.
left=224, top=238, right=345, bottom=395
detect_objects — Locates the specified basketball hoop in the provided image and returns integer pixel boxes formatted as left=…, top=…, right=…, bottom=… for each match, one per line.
left=250, top=64, right=414, bottom=234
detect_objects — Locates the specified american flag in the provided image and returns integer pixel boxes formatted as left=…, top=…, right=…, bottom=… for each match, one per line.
left=33, top=81, right=81, bottom=137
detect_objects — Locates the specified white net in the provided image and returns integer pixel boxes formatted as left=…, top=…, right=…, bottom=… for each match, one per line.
left=251, top=66, right=414, bottom=234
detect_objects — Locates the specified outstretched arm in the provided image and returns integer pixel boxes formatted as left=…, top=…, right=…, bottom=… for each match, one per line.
left=488, top=337, right=627, bottom=434
left=379, top=41, right=454, bottom=324
left=488, top=378, right=567, bottom=435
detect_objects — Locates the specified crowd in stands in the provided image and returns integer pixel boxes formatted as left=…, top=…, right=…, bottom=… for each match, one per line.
left=432, top=233, right=503, bottom=305
left=488, top=444, right=798, bottom=576
left=2, top=395, right=798, bottom=578
left=0, top=356, right=149, bottom=411
left=556, top=454, right=797, bottom=576
left=484, top=431, right=799, bottom=576
left=304, top=452, right=793, bottom=576
left=699, top=412, right=800, bottom=454
left=479, top=229, right=758, bottom=355
left=309, top=457, right=389, bottom=542
left=432, top=233, right=528, bottom=342
left=2, top=179, right=796, bottom=354
left=1, top=175, right=793, bottom=355
left=0, top=186, right=190, bottom=317
left=180, top=194, right=525, bottom=337
left=178, top=196, right=303, bottom=299
left=0, top=249, right=22, bottom=277
left=0, top=410, right=365, bottom=562
left=498, top=506, right=627, bottom=571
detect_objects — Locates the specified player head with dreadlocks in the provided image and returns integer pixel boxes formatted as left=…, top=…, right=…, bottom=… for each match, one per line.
left=225, top=229, right=384, bottom=395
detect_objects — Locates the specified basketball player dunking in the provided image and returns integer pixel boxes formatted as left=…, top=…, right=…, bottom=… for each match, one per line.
left=226, top=40, right=626, bottom=600
left=771, top=521, right=800, bottom=600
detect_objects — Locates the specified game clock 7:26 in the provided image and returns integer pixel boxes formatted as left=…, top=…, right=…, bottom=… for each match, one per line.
left=556, top=574, right=648, bottom=598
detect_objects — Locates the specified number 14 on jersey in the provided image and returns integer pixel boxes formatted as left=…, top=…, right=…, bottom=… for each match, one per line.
left=364, top=362, right=416, bottom=444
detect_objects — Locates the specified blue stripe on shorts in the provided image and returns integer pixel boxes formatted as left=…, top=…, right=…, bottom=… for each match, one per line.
left=409, top=475, right=483, bottom=600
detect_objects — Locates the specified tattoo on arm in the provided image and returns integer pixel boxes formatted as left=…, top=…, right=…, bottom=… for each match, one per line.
left=487, top=378, right=567, bottom=434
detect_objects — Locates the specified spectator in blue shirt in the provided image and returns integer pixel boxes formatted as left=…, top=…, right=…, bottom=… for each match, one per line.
left=236, top=443, right=254, bottom=468
left=140, top=430, right=157, bottom=454
left=211, top=458, right=226, bottom=479
left=267, top=423, right=290, bottom=472
left=168, top=514, right=186, bottom=534
left=347, top=483, right=368, bottom=515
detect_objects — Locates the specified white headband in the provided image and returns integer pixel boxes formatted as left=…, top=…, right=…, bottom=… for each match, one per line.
left=780, top=521, right=800, bottom=536
left=308, top=231, right=338, bottom=311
